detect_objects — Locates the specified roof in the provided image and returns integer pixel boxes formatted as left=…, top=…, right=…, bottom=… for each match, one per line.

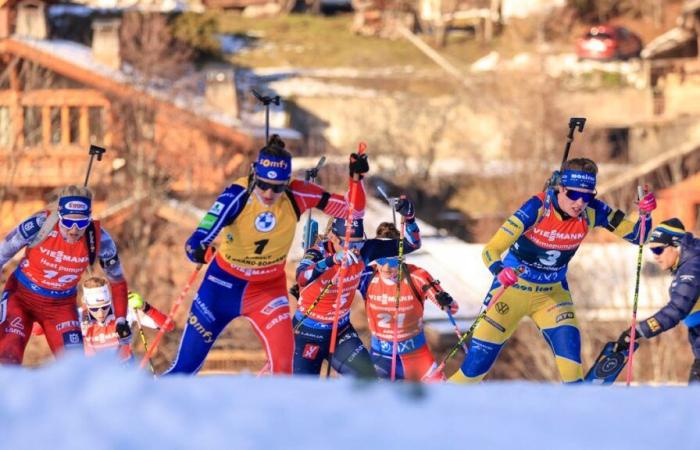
left=641, top=26, right=696, bottom=59
left=1, top=34, right=303, bottom=146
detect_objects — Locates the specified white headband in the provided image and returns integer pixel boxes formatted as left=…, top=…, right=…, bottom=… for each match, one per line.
left=82, top=284, right=112, bottom=308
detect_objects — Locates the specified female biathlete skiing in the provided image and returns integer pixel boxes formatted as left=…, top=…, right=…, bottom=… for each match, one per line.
left=165, top=135, right=369, bottom=375
left=450, top=158, right=656, bottom=384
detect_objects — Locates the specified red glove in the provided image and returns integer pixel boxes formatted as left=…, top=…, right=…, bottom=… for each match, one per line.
left=638, top=192, right=656, bottom=214
left=497, top=267, right=518, bottom=288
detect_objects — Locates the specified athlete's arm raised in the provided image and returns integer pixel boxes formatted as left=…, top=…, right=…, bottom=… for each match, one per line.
left=0, top=211, right=48, bottom=271
left=589, top=198, right=653, bottom=244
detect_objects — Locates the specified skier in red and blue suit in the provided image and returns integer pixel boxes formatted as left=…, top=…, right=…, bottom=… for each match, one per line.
left=292, top=199, right=420, bottom=377
left=0, top=185, right=130, bottom=364
left=450, top=158, right=656, bottom=384
left=165, top=136, right=368, bottom=375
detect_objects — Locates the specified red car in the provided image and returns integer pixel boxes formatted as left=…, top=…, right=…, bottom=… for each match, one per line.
left=575, top=25, right=642, bottom=61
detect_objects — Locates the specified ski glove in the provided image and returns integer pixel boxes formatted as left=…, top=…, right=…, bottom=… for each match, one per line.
left=614, top=327, right=644, bottom=352
left=349, top=153, right=369, bottom=179
left=395, top=197, right=415, bottom=220
left=186, top=243, right=213, bottom=264
left=496, top=267, right=518, bottom=288
left=128, top=291, right=145, bottom=310
left=435, top=291, right=454, bottom=308
left=115, top=318, right=132, bottom=345
left=638, top=192, right=656, bottom=214
left=333, top=248, right=360, bottom=266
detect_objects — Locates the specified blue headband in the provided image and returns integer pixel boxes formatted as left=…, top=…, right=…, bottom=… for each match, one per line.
left=58, top=196, right=91, bottom=216
left=560, top=169, right=596, bottom=191
left=255, top=153, right=291, bottom=181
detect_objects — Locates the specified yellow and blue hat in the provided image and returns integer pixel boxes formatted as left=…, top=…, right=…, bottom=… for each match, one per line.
left=648, top=218, right=686, bottom=247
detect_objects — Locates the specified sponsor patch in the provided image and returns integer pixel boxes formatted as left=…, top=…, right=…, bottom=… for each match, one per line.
left=209, top=202, right=225, bottom=216
left=495, top=302, right=510, bottom=315
left=302, top=344, right=320, bottom=360
left=56, top=320, right=80, bottom=331
left=62, top=331, right=83, bottom=348
left=555, top=312, right=575, bottom=323
left=188, top=313, right=214, bottom=343
left=646, top=317, right=661, bottom=333
left=199, top=213, right=218, bottom=230
left=65, top=201, right=89, bottom=211
left=254, top=212, right=276, bottom=233
left=484, top=316, right=506, bottom=333
left=261, top=297, right=288, bottom=315
left=206, top=275, right=233, bottom=289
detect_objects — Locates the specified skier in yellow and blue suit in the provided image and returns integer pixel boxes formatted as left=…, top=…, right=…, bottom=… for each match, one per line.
left=450, top=158, right=657, bottom=383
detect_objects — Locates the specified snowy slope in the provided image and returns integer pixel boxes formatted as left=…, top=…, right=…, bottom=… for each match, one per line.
left=1, top=354, right=698, bottom=450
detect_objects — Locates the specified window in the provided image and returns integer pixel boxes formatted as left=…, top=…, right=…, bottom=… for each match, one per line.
left=50, top=107, right=61, bottom=145
left=69, top=107, right=80, bottom=144
left=23, top=106, right=42, bottom=147
left=0, top=107, right=10, bottom=149
left=607, top=128, right=629, bottom=162
left=88, top=107, right=104, bottom=144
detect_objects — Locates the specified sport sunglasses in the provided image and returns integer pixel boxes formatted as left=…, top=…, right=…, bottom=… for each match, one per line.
left=563, top=188, right=596, bottom=203
left=650, top=246, right=667, bottom=256
left=88, top=305, right=111, bottom=313
left=59, top=215, right=90, bottom=230
left=256, top=179, right=287, bottom=193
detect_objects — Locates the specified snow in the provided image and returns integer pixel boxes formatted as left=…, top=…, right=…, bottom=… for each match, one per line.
left=2, top=353, right=699, bottom=450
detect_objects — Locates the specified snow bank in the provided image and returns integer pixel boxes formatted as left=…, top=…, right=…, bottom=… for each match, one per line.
left=1, top=354, right=698, bottom=450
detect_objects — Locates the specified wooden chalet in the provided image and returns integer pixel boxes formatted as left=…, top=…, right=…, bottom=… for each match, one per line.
left=0, top=0, right=266, bottom=231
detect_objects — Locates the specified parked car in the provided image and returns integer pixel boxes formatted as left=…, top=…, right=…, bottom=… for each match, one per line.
left=575, top=25, right=643, bottom=61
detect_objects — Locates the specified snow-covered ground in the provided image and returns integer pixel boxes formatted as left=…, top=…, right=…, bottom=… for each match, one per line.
left=2, top=353, right=698, bottom=450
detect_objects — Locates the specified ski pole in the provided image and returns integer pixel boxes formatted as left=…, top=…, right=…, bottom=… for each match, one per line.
left=426, top=276, right=518, bottom=380
left=326, top=142, right=366, bottom=378
left=444, top=308, right=469, bottom=354
left=257, top=361, right=270, bottom=377
left=626, top=185, right=648, bottom=386
left=294, top=280, right=334, bottom=334
left=133, top=309, right=156, bottom=375
left=376, top=185, right=397, bottom=227
left=139, top=247, right=215, bottom=370
left=84, top=145, right=106, bottom=187
left=303, top=156, right=326, bottom=250
left=390, top=207, right=407, bottom=381
left=252, top=89, right=281, bottom=143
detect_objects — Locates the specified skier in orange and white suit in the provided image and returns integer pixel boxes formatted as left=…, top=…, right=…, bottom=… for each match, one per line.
left=360, top=256, right=458, bottom=382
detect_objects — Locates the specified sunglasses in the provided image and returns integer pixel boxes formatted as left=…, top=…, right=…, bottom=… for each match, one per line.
left=650, top=246, right=668, bottom=256
left=377, top=258, right=399, bottom=268
left=88, top=305, right=111, bottom=313
left=59, top=215, right=90, bottom=230
left=563, top=188, right=596, bottom=203
left=256, top=179, right=287, bottom=193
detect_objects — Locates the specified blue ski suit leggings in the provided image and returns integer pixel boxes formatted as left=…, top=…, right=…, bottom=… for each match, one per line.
left=450, top=278, right=582, bottom=384
left=292, top=311, right=376, bottom=378
left=165, top=260, right=294, bottom=375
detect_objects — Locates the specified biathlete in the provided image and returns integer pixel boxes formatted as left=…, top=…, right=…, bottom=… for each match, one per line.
left=165, top=135, right=369, bottom=375
left=0, top=186, right=131, bottom=364
left=450, top=158, right=656, bottom=383
left=292, top=201, right=420, bottom=378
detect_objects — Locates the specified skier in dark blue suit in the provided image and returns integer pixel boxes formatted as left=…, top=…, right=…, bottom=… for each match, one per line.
left=615, top=218, right=700, bottom=383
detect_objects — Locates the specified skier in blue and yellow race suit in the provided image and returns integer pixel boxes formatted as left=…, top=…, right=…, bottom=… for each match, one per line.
left=450, top=158, right=657, bottom=383
left=165, top=135, right=368, bottom=375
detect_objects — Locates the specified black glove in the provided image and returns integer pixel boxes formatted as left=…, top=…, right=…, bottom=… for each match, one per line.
left=435, top=291, right=453, bottom=309
left=289, top=283, right=300, bottom=300
left=614, top=328, right=634, bottom=352
left=349, top=153, right=369, bottom=179
left=395, top=197, right=415, bottom=220
left=115, top=318, right=132, bottom=345
left=186, top=242, right=213, bottom=264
